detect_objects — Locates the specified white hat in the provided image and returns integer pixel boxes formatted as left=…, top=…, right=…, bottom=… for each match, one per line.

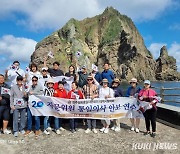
left=46, top=78, right=54, bottom=84
left=129, top=78, right=138, bottom=83
left=144, top=80, right=151, bottom=85
left=42, top=67, right=48, bottom=71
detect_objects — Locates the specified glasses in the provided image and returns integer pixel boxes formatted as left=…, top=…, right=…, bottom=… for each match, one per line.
left=32, top=80, right=38, bottom=82
left=130, top=82, right=136, bottom=84
left=87, top=79, right=93, bottom=81
left=42, top=70, right=47, bottom=72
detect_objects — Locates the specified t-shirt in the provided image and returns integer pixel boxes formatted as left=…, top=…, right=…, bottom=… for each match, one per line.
left=48, top=68, right=64, bottom=77
left=7, top=68, right=25, bottom=87
left=99, top=87, right=114, bottom=99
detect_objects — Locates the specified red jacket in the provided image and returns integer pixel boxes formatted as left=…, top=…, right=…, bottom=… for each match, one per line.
left=54, top=88, right=67, bottom=98
left=67, top=90, right=84, bottom=99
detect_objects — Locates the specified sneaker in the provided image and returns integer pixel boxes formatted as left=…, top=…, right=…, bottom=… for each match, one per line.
left=85, top=128, right=91, bottom=134
left=71, top=129, right=76, bottom=133
left=104, top=128, right=109, bottom=134
left=111, top=126, right=115, bottom=131
left=151, top=132, right=156, bottom=138
left=47, top=127, right=52, bottom=131
left=59, top=127, right=65, bottom=131
left=35, top=130, right=40, bottom=137
left=20, top=130, right=25, bottom=135
left=144, top=131, right=150, bottom=136
left=44, top=130, right=50, bottom=135
left=92, top=128, right=97, bottom=134
left=14, top=132, right=18, bottom=137
left=24, top=130, right=32, bottom=136
left=3, top=129, right=11, bottom=134
left=55, top=129, right=61, bottom=135
left=135, top=128, right=139, bottom=133
left=114, top=127, right=121, bottom=132
left=100, top=127, right=105, bottom=132
left=131, top=127, right=135, bottom=131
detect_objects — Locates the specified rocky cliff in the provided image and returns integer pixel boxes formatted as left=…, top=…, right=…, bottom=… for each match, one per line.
left=31, top=7, right=180, bottom=81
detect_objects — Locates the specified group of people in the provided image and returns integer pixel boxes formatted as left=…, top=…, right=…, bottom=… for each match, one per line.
left=0, top=59, right=158, bottom=138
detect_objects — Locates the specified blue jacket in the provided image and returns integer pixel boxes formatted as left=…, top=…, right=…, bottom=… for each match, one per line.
left=126, top=86, right=141, bottom=97
left=94, top=72, right=102, bottom=83
left=101, top=70, right=114, bottom=84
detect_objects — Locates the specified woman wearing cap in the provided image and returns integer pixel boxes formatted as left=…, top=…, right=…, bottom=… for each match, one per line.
left=138, top=80, right=158, bottom=138
left=43, top=78, right=55, bottom=135
left=111, top=78, right=123, bottom=132
left=99, top=78, right=114, bottom=134
left=67, top=81, right=84, bottom=133
left=53, top=81, right=68, bottom=134
left=126, top=78, right=141, bottom=133
left=41, top=67, right=51, bottom=79
left=83, top=75, right=99, bottom=134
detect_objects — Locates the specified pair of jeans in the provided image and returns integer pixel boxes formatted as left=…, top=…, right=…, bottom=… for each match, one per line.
left=70, top=119, right=78, bottom=130
left=13, top=108, right=26, bottom=132
left=87, top=119, right=96, bottom=129
left=143, top=108, right=157, bottom=132
left=44, top=116, right=50, bottom=130
left=27, top=107, right=40, bottom=131
left=54, top=117, right=61, bottom=130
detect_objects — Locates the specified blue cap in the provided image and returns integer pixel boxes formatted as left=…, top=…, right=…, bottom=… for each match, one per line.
left=144, top=80, right=151, bottom=85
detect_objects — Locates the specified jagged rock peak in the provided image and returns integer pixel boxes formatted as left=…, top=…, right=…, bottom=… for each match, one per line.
left=160, top=46, right=168, bottom=57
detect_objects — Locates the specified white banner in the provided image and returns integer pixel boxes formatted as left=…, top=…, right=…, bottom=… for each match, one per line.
left=29, top=95, right=144, bottom=119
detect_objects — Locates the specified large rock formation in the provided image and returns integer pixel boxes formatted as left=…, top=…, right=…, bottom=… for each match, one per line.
left=31, top=7, right=179, bottom=81
left=156, top=46, right=180, bottom=80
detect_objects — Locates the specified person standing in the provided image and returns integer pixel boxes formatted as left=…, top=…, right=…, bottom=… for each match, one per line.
left=0, top=74, right=11, bottom=134
left=67, top=81, right=84, bottom=133
left=101, top=63, right=114, bottom=86
left=44, top=57, right=64, bottom=77
left=138, top=80, right=158, bottom=138
left=5, top=61, right=25, bottom=87
left=111, top=78, right=123, bottom=132
left=65, top=65, right=77, bottom=81
left=83, top=75, right=98, bottom=134
left=10, top=76, right=28, bottom=137
left=24, top=76, right=44, bottom=138
left=78, top=66, right=88, bottom=88
left=43, top=78, right=55, bottom=135
left=126, top=78, right=141, bottom=133
left=53, top=81, right=68, bottom=134
left=99, top=79, right=114, bottom=134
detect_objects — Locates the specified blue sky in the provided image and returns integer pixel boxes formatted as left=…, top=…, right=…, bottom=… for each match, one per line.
left=0, top=0, right=180, bottom=74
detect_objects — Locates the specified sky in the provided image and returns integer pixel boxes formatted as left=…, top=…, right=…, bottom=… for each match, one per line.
left=0, top=0, right=180, bottom=74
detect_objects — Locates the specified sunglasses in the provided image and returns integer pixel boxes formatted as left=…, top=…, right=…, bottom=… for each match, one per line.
left=32, top=80, right=38, bottom=82
left=42, top=70, right=47, bottom=72
left=87, top=79, right=93, bottom=81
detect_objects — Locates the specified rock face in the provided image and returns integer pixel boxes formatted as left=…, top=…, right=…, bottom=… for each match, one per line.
left=31, top=7, right=179, bottom=81
left=156, top=46, right=180, bottom=80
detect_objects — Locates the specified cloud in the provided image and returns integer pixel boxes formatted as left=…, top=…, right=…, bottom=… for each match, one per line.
left=169, top=23, right=180, bottom=31
left=0, top=0, right=176, bottom=30
left=148, top=43, right=167, bottom=59
left=0, top=35, right=37, bottom=62
left=148, top=42, right=180, bottom=71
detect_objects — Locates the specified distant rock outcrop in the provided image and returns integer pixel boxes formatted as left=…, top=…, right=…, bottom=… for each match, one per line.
left=31, top=7, right=180, bottom=81
left=156, top=46, right=180, bottom=80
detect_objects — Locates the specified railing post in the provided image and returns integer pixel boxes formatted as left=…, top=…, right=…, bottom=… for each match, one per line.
left=160, top=86, right=164, bottom=103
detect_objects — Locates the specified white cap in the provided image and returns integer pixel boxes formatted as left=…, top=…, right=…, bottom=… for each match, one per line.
left=41, top=67, right=48, bottom=71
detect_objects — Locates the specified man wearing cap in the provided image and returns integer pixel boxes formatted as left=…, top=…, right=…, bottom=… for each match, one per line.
left=126, top=78, right=141, bottom=133
left=41, top=67, right=51, bottom=79
left=101, top=63, right=114, bottom=86
left=99, top=78, right=114, bottom=134
left=91, top=65, right=102, bottom=84
left=83, top=75, right=98, bottom=134
left=78, top=65, right=88, bottom=88
left=138, top=80, right=158, bottom=138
